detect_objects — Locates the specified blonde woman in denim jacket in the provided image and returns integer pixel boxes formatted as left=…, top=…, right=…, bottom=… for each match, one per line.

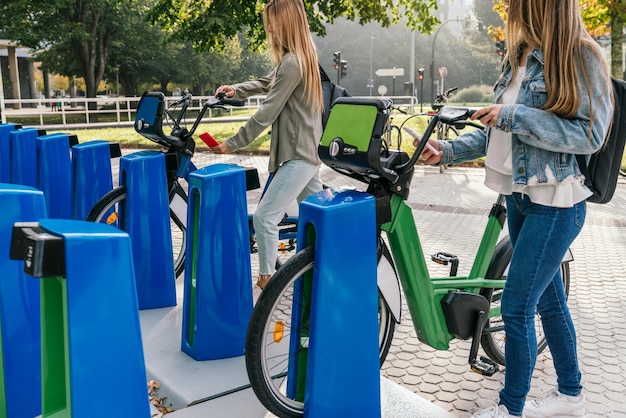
left=419, top=1, right=613, bottom=417
left=212, top=0, right=323, bottom=290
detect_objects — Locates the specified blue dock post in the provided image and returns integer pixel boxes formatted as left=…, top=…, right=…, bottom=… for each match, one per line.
left=181, top=164, right=253, bottom=360
left=37, top=133, right=73, bottom=219
left=0, top=185, right=47, bottom=418
left=9, top=127, right=40, bottom=187
left=292, top=189, right=381, bottom=418
left=0, top=123, right=19, bottom=183
left=119, top=150, right=176, bottom=309
left=71, top=140, right=115, bottom=220
left=9, top=219, right=150, bottom=418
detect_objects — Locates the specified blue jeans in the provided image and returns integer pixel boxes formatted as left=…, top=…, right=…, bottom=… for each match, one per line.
left=253, top=160, right=322, bottom=275
left=499, top=193, right=584, bottom=416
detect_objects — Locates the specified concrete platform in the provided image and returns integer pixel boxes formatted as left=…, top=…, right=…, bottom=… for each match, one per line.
left=140, top=279, right=454, bottom=418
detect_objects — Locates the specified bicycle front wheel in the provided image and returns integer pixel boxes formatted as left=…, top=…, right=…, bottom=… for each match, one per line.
left=479, top=237, right=571, bottom=365
left=86, top=184, right=187, bottom=278
left=245, top=246, right=395, bottom=418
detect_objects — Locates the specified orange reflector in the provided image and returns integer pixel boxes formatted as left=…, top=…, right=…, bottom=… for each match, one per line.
left=273, top=321, right=284, bottom=343
left=278, top=242, right=286, bottom=254
left=106, top=212, right=119, bottom=224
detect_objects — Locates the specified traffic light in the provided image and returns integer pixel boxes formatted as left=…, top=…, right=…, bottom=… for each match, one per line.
left=418, top=68, right=424, bottom=80
left=495, top=40, right=506, bottom=57
left=333, top=51, right=341, bottom=70
left=340, top=60, right=347, bottom=78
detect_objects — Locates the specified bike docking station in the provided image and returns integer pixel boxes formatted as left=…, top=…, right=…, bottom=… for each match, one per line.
left=0, top=123, right=22, bottom=183
left=294, top=188, right=381, bottom=418
left=6, top=127, right=86, bottom=219
left=71, top=140, right=120, bottom=220
left=181, top=163, right=256, bottom=360
left=8, top=127, right=42, bottom=188
left=119, top=150, right=176, bottom=310
left=0, top=184, right=47, bottom=418
left=1, top=123, right=119, bottom=222
left=9, top=219, right=150, bottom=418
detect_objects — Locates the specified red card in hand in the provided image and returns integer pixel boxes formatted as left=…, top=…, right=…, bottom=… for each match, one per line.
left=199, top=132, right=219, bottom=147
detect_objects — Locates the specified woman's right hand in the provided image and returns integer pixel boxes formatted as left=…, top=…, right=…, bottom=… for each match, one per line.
left=215, top=85, right=235, bottom=98
left=419, top=138, right=443, bottom=165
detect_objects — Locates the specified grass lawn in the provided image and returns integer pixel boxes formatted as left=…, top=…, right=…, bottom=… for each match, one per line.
left=51, top=121, right=272, bottom=153
left=52, top=119, right=626, bottom=171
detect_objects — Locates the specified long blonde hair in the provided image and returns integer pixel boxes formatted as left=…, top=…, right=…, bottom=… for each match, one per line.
left=505, top=0, right=611, bottom=119
left=263, top=0, right=323, bottom=113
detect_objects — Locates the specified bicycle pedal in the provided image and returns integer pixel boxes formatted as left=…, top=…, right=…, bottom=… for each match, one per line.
left=431, top=252, right=459, bottom=276
left=431, top=252, right=457, bottom=265
left=470, top=356, right=499, bottom=377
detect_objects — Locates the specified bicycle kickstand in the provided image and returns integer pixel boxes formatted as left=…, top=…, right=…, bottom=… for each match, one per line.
left=468, top=310, right=499, bottom=377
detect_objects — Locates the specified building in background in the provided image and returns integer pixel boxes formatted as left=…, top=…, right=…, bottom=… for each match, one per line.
left=0, top=40, right=37, bottom=112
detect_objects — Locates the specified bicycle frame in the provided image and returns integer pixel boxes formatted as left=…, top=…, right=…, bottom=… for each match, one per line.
left=244, top=99, right=576, bottom=416
left=382, top=192, right=507, bottom=350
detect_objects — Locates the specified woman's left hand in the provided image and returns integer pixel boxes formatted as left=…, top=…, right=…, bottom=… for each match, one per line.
left=210, top=142, right=230, bottom=154
left=472, top=104, right=503, bottom=128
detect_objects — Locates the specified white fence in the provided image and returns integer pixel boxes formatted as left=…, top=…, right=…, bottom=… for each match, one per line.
left=0, top=94, right=419, bottom=129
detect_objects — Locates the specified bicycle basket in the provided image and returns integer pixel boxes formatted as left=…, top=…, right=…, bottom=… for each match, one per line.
left=319, top=97, right=393, bottom=182
left=134, top=91, right=175, bottom=148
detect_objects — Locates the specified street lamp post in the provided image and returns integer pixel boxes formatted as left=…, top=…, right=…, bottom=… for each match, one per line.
left=430, top=18, right=482, bottom=106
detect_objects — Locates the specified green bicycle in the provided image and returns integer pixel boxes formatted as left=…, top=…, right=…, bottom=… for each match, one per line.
left=245, top=97, right=572, bottom=418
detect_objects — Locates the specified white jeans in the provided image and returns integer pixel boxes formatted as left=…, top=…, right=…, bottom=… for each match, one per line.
left=253, top=160, right=322, bottom=275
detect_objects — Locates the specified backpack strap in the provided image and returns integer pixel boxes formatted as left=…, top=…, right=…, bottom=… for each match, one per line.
left=576, top=154, right=592, bottom=189
left=319, top=64, right=331, bottom=82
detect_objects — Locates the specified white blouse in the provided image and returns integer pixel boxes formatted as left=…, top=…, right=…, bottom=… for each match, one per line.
left=484, top=66, right=591, bottom=207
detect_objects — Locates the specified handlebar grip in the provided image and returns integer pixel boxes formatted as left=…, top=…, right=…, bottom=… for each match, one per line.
left=221, top=98, right=245, bottom=107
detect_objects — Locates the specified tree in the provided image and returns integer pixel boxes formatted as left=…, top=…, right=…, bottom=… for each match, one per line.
left=492, top=0, right=626, bottom=78
left=0, top=0, right=139, bottom=98
left=149, top=0, right=441, bottom=52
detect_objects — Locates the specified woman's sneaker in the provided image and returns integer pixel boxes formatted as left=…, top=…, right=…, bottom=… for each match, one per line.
left=471, top=404, right=523, bottom=418
left=523, top=390, right=585, bottom=417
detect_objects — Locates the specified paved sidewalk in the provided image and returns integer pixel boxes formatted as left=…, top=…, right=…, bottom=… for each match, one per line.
left=122, top=150, right=626, bottom=417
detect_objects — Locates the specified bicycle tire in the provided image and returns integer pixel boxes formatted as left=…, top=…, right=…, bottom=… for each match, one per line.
left=245, top=245, right=395, bottom=418
left=479, top=237, right=571, bottom=365
left=85, top=185, right=187, bottom=278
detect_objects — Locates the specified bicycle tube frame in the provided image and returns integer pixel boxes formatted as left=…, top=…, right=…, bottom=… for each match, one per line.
left=381, top=194, right=506, bottom=350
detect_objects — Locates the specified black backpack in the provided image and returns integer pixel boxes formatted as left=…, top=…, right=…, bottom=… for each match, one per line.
left=576, top=77, right=626, bottom=204
left=320, top=65, right=351, bottom=129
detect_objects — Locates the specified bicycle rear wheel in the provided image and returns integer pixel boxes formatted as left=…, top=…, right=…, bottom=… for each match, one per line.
left=86, top=184, right=187, bottom=278
left=245, top=245, right=395, bottom=418
left=479, top=237, right=571, bottom=365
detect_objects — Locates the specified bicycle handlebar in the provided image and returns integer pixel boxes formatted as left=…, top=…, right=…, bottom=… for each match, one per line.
left=396, top=106, right=482, bottom=175
left=166, top=92, right=245, bottom=145
left=135, top=90, right=245, bottom=151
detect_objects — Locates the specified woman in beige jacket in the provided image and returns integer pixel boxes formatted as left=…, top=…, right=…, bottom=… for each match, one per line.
left=212, top=0, right=324, bottom=290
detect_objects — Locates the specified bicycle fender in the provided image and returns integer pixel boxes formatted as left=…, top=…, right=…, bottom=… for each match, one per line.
left=377, top=254, right=402, bottom=323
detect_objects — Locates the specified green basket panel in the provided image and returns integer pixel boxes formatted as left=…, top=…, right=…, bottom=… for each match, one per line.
left=320, top=104, right=380, bottom=152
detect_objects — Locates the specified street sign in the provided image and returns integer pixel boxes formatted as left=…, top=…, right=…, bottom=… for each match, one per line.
left=378, top=85, right=388, bottom=96
left=375, top=67, right=405, bottom=77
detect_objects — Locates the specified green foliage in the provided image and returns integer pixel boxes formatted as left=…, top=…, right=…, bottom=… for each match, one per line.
left=148, top=0, right=441, bottom=53
left=453, top=85, right=493, bottom=104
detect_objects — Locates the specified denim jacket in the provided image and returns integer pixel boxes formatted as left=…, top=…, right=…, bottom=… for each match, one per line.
left=438, top=48, right=613, bottom=187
